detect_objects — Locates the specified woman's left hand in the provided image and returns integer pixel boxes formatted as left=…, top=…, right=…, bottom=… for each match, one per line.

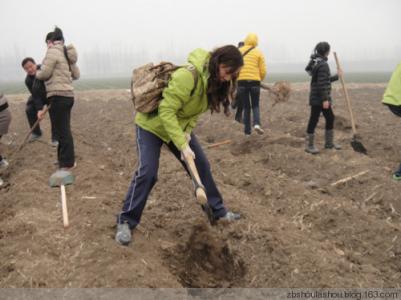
left=181, top=145, right=195, bottom=161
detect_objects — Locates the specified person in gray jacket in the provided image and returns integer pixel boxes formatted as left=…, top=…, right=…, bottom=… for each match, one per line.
left=0, top=93, right=11, bottom=187
left=36, top=27, right=80, bottom=170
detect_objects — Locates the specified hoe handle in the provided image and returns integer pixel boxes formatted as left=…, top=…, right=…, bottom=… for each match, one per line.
left=61, top=185, right=69, bottom=228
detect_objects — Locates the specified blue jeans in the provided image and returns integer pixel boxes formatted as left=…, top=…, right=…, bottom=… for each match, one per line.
left=237, top=80, right=261, bottom=135
left=117, top=126, right=227, bottom=229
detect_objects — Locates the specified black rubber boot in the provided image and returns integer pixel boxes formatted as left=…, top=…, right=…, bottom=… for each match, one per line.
left=305, top=134, right=319, bottom=154
left=324, top=130, right=341, bottom=150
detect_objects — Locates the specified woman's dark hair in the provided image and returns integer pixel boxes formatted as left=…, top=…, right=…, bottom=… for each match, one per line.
left=45, top=32, right=54, bottom=43
left=207, top=45, right=243, bottom=115
left=46, top=26, right=64, bottom=43
left=21, top=57, right=35, bottom=67
left=305, top=41, right=331, bottom=75
left=313, top=41, right=330, bottom=57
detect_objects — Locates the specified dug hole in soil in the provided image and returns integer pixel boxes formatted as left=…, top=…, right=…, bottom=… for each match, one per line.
left=1, top=83, right=401, bottom=288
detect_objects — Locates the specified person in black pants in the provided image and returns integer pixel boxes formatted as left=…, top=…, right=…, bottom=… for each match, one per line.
left=236, top=33, right=267, bottom=136
left=21, top=57, right=58, bottom=146
left=305, top=42, right=342, bottom=154
left=36, top=27, right=80, bottom=170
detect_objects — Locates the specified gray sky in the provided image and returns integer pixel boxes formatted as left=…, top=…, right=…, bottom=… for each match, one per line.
left=0, top=0, right=400, bottom=80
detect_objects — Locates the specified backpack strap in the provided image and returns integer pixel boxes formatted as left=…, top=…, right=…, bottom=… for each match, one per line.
left=242, top=46, right=255, bottom=57
left=63, top=46, right=72, bottom=72
left=186, top=64, right=199, bottom=97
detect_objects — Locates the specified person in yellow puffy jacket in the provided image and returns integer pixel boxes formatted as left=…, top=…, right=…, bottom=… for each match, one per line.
left=237, top=33, right=267, bottom=135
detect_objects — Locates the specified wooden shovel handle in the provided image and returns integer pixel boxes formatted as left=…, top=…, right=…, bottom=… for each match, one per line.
left=184, top=155, right=207, bottom=205
left=333, top=52, right=357, bottom=135
left=61, top=184, right=69, bottom=228
left=18, top=104, right=51, bottom=151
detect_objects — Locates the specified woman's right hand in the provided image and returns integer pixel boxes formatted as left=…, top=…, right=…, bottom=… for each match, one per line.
left=185, top=133, right=191, bottom=143
left=323, top=100, right=330, bottom=109
left=181, top=144, right=195, bottom=161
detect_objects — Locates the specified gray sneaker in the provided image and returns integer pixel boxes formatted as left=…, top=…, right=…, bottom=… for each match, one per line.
left=51, top=140, right=59, bottom=147
left=0, top=159, right=9, bottom=171
left=220, top=211, right=241, bottom=221
left=254, top=125, right=265, bottom=135
left=115, top=223, right=132, bottom=246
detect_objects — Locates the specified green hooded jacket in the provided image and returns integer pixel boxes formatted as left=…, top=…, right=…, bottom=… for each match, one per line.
left=383, top=62, right=401, bottom=106
left=135, top=49, right=210, bottom=150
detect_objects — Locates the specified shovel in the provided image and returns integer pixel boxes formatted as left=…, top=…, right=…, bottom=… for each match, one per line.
left=49, top=170, right=74, bottom=228
left=183, top=155, right=216, bottom=225
left=333, top=52, right=367, bottom=154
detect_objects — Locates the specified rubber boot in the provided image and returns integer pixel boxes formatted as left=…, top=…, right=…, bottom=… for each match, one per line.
left=324, top=130, right=341, bottom=150
left=305, top=134, right=319, bottom=154
left=393, top=163, right=401, bottom=181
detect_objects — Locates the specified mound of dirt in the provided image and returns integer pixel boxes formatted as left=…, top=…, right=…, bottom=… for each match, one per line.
left=163, top=222, right=245, bottom=288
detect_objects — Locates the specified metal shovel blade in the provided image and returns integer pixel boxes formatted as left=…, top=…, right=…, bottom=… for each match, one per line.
left=351, top=136, right=367, bottom=155
left=201, top=203, right=217, bottom=226
left=49, top=170, right=75, bottom=187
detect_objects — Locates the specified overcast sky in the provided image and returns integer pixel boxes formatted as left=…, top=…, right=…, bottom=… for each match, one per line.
left=0, top=0, right=400, bottom=80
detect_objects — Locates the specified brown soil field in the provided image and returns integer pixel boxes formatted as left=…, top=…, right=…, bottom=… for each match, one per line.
left=1, top=83, right=401, bottom=288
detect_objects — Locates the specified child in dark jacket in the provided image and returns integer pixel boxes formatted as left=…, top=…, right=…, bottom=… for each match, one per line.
left=305, top=42, right=342, bottom=154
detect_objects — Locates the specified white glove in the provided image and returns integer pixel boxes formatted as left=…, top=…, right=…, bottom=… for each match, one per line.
left=181, top=144, right=195, bottom=161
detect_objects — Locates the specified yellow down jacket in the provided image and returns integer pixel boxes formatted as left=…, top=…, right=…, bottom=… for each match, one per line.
left=238, top=33, right=266, bottom=81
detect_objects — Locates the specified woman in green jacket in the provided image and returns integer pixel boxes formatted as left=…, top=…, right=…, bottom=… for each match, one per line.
left=382, top=62, right=401, bottom=180
left=116, top=45, right=243, bottom=246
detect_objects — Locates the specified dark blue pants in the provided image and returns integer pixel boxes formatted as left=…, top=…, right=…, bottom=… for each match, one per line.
left=237, top=80, right=261, bottom=135
left=386, top=104, right=401, bottom=118
left=386, top=104, right=401, bottom=175
left=234, top=92, right=243, bottom=123
left=117, top=126, right=227, bottom=229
